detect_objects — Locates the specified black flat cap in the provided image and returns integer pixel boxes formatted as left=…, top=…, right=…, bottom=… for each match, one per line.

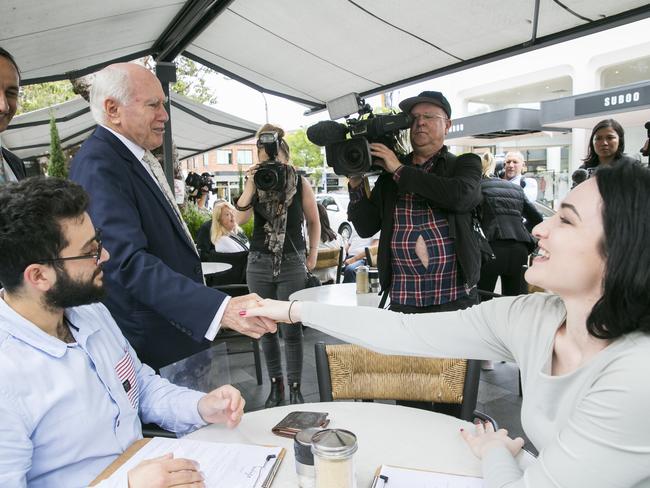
left=399, top=90, right=451, bottom=118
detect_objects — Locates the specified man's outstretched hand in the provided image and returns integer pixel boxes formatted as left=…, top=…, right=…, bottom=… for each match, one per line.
left=221, top=293, right=277, bottom=338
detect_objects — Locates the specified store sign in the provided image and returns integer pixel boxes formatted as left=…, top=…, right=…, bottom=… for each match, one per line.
left=575, top=85, right=650, bottom=116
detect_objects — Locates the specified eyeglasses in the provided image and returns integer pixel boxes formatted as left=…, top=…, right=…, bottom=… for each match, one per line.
left=35, top=228, right=103, bottom=265
left=411, top=113, right=448, bottom=123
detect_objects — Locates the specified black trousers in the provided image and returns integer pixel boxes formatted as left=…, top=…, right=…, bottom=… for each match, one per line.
left=478, top=240, right=529, bottom=298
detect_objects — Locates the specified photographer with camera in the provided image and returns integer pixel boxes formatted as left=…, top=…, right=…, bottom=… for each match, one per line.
left=185, top=171, right=215, bottom=208
left=234, top=123, right=320, bottom=407
left=348, top=91, right=482, bottom=320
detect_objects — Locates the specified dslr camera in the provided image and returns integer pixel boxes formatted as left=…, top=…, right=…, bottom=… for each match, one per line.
left=306, top=94, right=412, bottom=176
left=254, top=131, right=288, bottom=192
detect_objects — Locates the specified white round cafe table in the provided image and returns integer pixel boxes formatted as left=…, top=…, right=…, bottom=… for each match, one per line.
left=185, top=402, right=533, bottom=487
left=289, top=282, right=384, bottom=308
left=201, top=262, right=232, bottom=275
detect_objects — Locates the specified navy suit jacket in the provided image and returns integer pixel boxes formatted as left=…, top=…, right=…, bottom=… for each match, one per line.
left=2, top=147, right=26, bottom=180
left=70, top=126, right=228, bottom=369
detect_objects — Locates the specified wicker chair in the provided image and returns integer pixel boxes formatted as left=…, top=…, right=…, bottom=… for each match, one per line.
left=315, top=342, right=496, bottom=427
left=313, top=246, right=344, bottom=284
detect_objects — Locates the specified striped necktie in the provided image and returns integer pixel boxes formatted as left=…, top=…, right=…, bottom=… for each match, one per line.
left=141, top=150, right=198, bottom=256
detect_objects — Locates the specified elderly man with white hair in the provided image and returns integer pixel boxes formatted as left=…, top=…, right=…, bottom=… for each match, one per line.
left=70, top=63, right=276, bottom=371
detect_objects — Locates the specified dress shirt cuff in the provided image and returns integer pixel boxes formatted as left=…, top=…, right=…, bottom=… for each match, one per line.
left=171, top=389, right=209, bottom=436
left=392, top=164, right=405, bottom=182
left=348, top=182, right=365, bottom=204
left=204, top=296, right=231, bottom=340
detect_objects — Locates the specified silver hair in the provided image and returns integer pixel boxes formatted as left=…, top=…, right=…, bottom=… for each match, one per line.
left=89, top=65, right=133, bottom=124
left=505, top=151, right=525, bottom=163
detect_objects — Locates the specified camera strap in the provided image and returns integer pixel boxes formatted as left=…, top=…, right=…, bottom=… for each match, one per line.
left=286, top=234, right=311, bottom=275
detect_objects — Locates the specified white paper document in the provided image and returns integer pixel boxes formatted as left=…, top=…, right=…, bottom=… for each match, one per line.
left=373, top=464, right=483, bottom=488
left=104, top=437, right=283, bottom=488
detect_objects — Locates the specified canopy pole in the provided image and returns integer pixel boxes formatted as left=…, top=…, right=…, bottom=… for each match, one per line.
left=155, top=61, right=177, bottom=188
left=529, top=0, right=541, bottom=46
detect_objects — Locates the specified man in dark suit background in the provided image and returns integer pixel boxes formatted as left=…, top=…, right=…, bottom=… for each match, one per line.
left=70, top=63, right=275, bottom=370
left=0, top=47, right=26, bottom=184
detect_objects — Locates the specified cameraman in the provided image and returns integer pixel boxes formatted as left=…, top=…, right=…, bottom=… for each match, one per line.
left=348, top=91, right=482, bottom=317
left=235, top=123, right=320, bottom=408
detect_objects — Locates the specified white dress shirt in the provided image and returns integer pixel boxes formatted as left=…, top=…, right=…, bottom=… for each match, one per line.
left=508, top=174, right=538, bottom=203
left=0, top=296, right=206, bottom=488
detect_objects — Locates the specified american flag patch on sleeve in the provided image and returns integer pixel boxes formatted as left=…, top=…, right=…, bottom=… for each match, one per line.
left=115, top=351, right=140, bottom=410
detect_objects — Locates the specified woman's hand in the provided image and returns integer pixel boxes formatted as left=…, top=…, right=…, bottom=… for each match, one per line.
left=244, top=164, right=261, bottom=190
left=240, top=298, right=299, bottom=324
left=461, top=421, right=524, bottom=459
left=127, top=453, right=204, bottom=488
left=306, top=251, right=318, bottom=271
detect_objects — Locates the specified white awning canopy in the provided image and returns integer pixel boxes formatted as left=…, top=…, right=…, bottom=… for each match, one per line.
left=2, top=91, right=259, bottom=160
left=2, top=0, right=649, bottom=110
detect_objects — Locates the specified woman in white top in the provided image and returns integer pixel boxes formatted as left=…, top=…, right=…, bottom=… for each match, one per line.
left=210, top=201, right=248, bottom=253
left=313, top=203, right=346, bottom=284
left=243, top=163, right=650, bottom=487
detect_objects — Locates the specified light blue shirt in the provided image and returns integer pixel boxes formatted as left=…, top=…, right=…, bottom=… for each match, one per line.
left=0, top=296, right=206, bottom=488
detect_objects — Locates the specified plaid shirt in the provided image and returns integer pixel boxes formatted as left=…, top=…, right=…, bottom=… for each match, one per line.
left=389, top=156, right=468, bottom=307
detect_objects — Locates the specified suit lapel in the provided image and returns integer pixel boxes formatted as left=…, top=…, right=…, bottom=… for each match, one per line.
left=94, top=127, right=197, bottom=253
left=2, top=147, right=26, bottom=180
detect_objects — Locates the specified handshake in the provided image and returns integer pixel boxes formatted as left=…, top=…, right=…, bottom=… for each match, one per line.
left=221, top=293, right=286, bottom=338
left=237, top=298, right=300, bottom=326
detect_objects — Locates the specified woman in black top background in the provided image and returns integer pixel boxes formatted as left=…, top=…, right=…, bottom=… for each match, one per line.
left=235, top=123, right=320, bottom=407
left=580, top=119, right=636, bottom=175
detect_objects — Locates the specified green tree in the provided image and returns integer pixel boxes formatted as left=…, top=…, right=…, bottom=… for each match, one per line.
left=47, top=113, right=67, bottom=178
left=285, top=128, right=323, bottom=169
left=172, top=56, right=218, bottom=105
left=18, top=81, right=77, bottom=114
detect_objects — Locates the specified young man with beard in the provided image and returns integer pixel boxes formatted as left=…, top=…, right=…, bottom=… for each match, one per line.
left=0, top=177, right=245, bottom=488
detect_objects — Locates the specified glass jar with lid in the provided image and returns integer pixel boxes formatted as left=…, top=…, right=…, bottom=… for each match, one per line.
left=311, top=429, right=358, bottom=488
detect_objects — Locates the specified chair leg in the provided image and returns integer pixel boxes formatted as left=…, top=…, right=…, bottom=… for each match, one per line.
left=252, top=339, right=263, bottom=385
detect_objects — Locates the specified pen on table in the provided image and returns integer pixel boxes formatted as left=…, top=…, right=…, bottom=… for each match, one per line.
left=249, top=453, right=277, bottom=487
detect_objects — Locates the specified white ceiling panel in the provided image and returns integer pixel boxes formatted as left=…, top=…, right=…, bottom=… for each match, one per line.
left=1, top=0, right=648, bottom=108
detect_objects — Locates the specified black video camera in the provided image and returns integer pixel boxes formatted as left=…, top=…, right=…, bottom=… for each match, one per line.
left=306, top=102, right=412, bottom=176
left=254, top=131, right=287, bottom=192
left=185, top=172, right=216, bottom=203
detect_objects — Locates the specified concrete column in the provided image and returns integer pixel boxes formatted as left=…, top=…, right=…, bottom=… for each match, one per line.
left=546, top=146, right=561, bottom=172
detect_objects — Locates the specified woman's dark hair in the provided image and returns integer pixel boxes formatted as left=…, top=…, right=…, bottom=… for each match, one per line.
left=0, top=177, right=89, bottom=291
left=582, top=119, right=625, bottom=169
left=0, top=47, right=21, bottom=81
left=317, top=203, right=337, bottom=243
left=588, top=163, right=650, bottom=339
